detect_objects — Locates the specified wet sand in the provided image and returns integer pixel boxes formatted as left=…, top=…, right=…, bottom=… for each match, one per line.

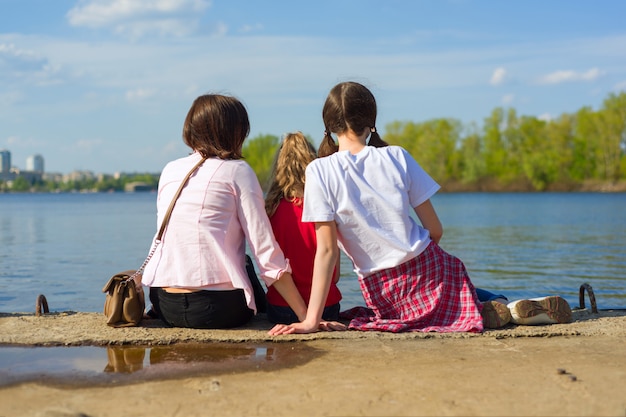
left=1, top=309, right=625, bottom=416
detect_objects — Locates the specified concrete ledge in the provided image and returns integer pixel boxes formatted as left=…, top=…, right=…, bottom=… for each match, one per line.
left=1, top=309, right=625, bottom=346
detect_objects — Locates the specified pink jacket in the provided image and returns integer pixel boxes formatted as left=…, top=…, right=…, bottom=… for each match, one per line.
left=142, top=152, right=291, bottom=312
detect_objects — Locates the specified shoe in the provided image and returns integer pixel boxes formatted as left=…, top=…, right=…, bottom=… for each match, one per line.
left=508, top=296, right=572, bottom=325
left=481, top=301, right=512, bottom=329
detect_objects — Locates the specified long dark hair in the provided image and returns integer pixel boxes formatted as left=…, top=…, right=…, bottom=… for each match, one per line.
left=318, top=81, right=388, bottom=157
left=182, top=94, right=250, bottom=160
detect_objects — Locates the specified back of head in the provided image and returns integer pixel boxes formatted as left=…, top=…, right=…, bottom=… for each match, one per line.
left=182, top=94, right=250, bottom=160
left=319, top=81, right=388, bottom=157
left=265, top=132, right=317, bottom=217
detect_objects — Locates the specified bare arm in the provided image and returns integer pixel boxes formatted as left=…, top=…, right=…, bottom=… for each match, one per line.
left=414, top=199, right=443, bottom=244
left=304, top=221, right=338, bottom=326
left=333, top=251, right=341, bottom=283
left=269, top=272, right=307, bottom=321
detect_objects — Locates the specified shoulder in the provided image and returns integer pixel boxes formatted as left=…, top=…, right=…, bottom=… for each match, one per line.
left=376, top=145, right=418, bottom=166
left=208, top=158, right=255, bottom=176
left=161, top=154, right=200, bottom=178
left=222, top=160, right=261, bottom=190
left=307, top=153, right=341, bottom=171
left=378, top=145, right=411, bottom=159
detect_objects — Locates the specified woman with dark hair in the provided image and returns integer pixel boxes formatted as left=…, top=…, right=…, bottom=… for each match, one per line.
left=141, top=94, right=308, bottom=329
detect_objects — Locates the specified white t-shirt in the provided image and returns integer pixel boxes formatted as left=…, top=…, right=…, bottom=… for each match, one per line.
left=302, top=145, right=440, bottom=277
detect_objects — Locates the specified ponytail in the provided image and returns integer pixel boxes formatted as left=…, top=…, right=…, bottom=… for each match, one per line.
left=367, top=127, right=389, bottom=148
left=318, top=129, right=339, bottom=157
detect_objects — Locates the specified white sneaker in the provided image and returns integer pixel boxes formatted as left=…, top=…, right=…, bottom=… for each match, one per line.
left=508, top=296, right=572, bottom=325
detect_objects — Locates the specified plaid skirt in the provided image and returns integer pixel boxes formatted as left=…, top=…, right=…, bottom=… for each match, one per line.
left=340, top=242, right=484, bottom=333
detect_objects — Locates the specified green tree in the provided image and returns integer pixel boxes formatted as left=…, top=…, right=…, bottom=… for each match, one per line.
left=457, top=127, right=485, bottom=185
left=544, top=113, right=576, bottom=188
left=11, top=176, right=31, bottom=192
left=571, top=107, right=598, bottom=181
left=482, top=107, right=507, bottom=182
left=384, top=118, right=461, bottom=183
left=596, top=92, right=626, bottom=181
left=243, top=134, right=280, bottom=189
left=515, top=116, right=554, bottom=190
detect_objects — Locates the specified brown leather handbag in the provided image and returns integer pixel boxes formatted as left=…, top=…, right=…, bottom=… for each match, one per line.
left=102, top=157, right=206, bottom=327
left=102, top=270, right=145, bottom=327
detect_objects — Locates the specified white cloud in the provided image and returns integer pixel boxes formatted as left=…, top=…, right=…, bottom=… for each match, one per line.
left=240, top=23, right=264, bottom=34
left=5, top=136, right=21, bottom=145
left=538, top=113, right=553, bottom=122
left=0, top=43, right=35, bottom=59
left=614, top=80, right=626, bottom=92
left=0, top=91, right=24, bottom=108
left=501, top=94, right=514, bottom=104
left=537, top=67, right=603, bottom=85
left=0, top=42, right=47, bottom=71
left=75, top=138, right=103, bottom=152
left=4, top=135, right=43, bottom=149
left=66, top=0, right=212, bottom=37
left=490, top=67, right=506, bottom=86
left=211, top=21, right=228, bottom=37
left=125, top=88, right=156, bottom=101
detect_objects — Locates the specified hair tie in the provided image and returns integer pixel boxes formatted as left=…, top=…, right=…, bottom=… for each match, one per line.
left=370, top=127, right=377, bottom=133
left=324, top=130, right=330, bottom=136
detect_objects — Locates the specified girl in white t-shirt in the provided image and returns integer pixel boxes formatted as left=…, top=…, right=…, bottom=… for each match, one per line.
left=269, top=81, right=486, bottom=334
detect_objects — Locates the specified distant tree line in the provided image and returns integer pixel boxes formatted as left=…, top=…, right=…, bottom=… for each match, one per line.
left=3, top=92, right=624, bottom=193
left=244, top=91, right=626, bottom=192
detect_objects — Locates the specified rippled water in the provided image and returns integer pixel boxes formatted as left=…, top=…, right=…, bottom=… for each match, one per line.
left=1, top=192, right=625, bottom=313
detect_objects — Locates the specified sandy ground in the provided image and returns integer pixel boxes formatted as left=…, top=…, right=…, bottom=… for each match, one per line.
left=0, top=309, right=625, bottom=417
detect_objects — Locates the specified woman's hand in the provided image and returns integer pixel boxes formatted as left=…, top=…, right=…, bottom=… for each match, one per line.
left=267, top=320, right=347, bottom=335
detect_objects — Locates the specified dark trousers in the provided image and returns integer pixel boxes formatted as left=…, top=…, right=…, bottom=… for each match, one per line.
left=149, top=255, right=267, bottom=329
left=150, top=287, right=253, bottom=329
left=267, top=302, right=341, bottom=324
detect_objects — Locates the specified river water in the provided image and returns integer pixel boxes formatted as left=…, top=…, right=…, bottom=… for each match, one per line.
left=1, top=192, right=625, bottom=313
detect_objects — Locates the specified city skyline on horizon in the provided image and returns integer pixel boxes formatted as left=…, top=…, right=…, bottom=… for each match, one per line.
left=0, top=148, right=154, bottom=177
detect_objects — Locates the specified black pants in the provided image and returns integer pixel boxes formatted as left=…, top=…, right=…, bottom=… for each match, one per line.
left=149, top=255, right=267, bottom=329
left=150, top=287, right=253, bottom=329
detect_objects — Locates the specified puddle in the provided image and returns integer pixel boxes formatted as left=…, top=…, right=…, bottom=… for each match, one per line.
left=0, top=342, right=321, bottom=387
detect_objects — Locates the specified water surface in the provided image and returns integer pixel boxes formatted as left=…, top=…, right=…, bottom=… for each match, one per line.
left=1, top=192, right=625, bottom=312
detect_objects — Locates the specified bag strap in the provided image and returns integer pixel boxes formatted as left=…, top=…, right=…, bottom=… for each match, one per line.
left=156, top=156, right=207, bottom=241
left=128, top=156, right=207, bottom=281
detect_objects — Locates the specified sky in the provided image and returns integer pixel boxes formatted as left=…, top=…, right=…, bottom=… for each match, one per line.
left=1, top=0, right=626, bottom=175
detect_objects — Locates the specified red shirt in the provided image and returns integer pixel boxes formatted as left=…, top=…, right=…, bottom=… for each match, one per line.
left=266, top=198, right=342, bottom=307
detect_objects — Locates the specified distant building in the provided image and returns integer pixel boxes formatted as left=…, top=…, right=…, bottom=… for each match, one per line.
left=0, top=150, right=15, bottom=181
left=26, top=154, right=44, bottom=173
left=64, top=171, right=96, bottom=183
left=125, top=182, right=152, bottom=192
left=0, top=149, right=10, bottom=173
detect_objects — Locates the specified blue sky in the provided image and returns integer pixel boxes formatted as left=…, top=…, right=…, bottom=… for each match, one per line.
left=1, top=0, right=625, bottom=174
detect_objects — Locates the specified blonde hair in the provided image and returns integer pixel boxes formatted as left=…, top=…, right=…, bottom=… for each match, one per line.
left=265, top=132, right=317, bottom=217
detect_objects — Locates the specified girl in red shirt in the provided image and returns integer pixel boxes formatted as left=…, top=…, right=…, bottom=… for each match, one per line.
left=264, top=132, right=343, bottom=324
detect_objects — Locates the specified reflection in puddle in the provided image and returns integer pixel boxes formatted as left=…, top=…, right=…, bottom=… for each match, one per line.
left=0, top=343, right=319, bottom=387
left=104, top=344, right=276, bottom=373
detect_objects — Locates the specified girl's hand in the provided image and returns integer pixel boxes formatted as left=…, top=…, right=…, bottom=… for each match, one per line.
left=319, top=320, right=347, bottom=331
left=267, top=320, right=347, bottom=335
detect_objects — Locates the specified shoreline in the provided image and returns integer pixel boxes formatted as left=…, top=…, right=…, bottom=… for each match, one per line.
left=1, top=310, right=626, bottom=416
